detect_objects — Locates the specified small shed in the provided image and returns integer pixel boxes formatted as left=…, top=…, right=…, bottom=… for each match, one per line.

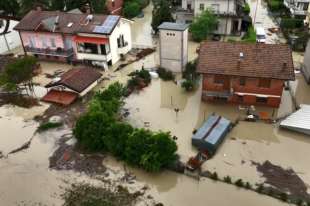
left=192, top=114, right=232, bottom=156
left=280, top=104, right=310, bottom=135
left=42, top=68, right=102, bottom=105
left=158, top=22, right=189, bottom=73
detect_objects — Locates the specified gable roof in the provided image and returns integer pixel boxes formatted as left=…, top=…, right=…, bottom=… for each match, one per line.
left=46, top=68, right=102, bottom=93
left=14, top=10, right=121, bottom=35
left=197, top=41, right=295, bottom=80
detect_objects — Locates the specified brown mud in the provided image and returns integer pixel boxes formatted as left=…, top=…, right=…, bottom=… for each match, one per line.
left=253, top=160, right=310, bottom=201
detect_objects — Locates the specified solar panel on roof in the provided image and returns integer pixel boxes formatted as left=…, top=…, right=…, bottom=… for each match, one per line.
left=93, top=15, right=119, bottom=34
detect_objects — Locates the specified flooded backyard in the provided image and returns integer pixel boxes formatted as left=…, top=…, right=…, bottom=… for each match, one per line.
left=1, top=3, right=310, bottom=206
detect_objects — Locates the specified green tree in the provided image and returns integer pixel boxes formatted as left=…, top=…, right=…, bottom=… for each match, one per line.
left=123, top=0, right=141, bottom=18
left=189, top=9, right=218, bottom=42
left=151, top=0, right=174, bottom=33
left=19, top=0, right=49, bottom=16
left=73, top=111, right=113, bottom=151
left=104, top=122, right=133, bottom=158
left=0, top=56, right=37, bottom=92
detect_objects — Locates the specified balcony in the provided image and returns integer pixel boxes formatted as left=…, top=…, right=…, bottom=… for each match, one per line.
left=202, top=89, right=233, bottom=98
left=76, top=51, right=112, bottom=62
left=25, top=46, right=74, bottom=57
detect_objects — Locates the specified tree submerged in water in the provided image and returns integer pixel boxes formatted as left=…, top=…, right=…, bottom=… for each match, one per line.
left=151, top=0, right=174, bottom=33
left=0, top=56, right=37, bottom=95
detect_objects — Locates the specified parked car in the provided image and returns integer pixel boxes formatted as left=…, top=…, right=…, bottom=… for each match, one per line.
left=256, top=27, right=266, bottom=43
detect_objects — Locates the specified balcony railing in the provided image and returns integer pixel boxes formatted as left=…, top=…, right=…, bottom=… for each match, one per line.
left=25, top=46, right=74, bottom=57
left=202, top=90, right=233, bottom=98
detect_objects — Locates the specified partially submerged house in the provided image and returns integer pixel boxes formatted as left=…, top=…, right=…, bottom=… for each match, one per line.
left=177, top=0, right=247, bottom=35
left=42, top=68, right=102, bottom=105
left=192, top=114, right=232, bottom=156
left=158, top=22, right=189, bottom=73
left=14, top=10, right=132, bottom=68
left=284, top=0, right=309, bottom=18
left=280, top=104, right=310, bottom=135
left=197, top=41, right=295, bottom=107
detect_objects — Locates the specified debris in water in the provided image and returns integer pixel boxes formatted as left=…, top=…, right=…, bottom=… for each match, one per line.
left=49, top=137, right=106, bottom=175
left=252, top=160, right=310, bottom=201
left=0, top=151, right=3, bottom=159
left=8, top=136, right=34, bottom=155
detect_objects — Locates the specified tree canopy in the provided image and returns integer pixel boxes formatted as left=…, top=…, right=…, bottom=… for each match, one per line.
left=189, top=9, right=218, bottom=42
left=151, top=0, right=174, bottom=33
left=0, top=56, right=37, bottom=92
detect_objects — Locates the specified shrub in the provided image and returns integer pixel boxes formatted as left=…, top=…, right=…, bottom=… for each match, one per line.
left=256, top=184, right=264, bottom=193
left=245, top=182, right=252, bottom=189
left=224, top=176, right=232, bottom=183
left=157, top=67, right=175, bottom=81
left=267, top=188, right=274, bottom=196
left=181, top=79, right=195, bottom=91
left=281, top=18, right=304, bottom=29
left=242, top=26, right=256, bottom=43
left=307, top=201, right=310, bottom=206
left=73, top=111, right=113, bottom=151
left=127, top=69, right=151, bottom=90
left=37, top=122, right=62, bottom=132
left=297, top=199, right=303, bottom=206
left=125, top=129, right=177, bottom=172
left=280, top=192, right=288, bottom=202
left=210, top=172, right=218, bottom=180
left=243, top=3, right=250, bottom=15
left=235, top=179, right=244, bottom=187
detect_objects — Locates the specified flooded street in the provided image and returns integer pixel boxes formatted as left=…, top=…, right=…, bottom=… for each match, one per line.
left=1, top=3, right=310, bottom=206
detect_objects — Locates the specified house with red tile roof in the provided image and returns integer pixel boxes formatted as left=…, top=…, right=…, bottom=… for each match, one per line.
left=42, top=68, right=102, bottom=105
left=197, top=41, right=295, bottom=107
left=14, top=10, right=132, bottom=69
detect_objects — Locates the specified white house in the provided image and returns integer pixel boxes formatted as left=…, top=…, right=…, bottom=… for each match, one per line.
left=14, top=10, right=132, bottom=69
left=177, top=0, right=245, bottom=35
left=158, top=22, right=189, bottom=73
left=0, top=20, right=22, bottom=54
left=284, top=0, right=310, bottom=17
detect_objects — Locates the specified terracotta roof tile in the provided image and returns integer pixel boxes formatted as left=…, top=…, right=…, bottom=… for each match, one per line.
left=46, top=68, right=102, bottom=93
left=14, top=10, right=120, bottom=35
left=197, top=41, right=295, bottom=80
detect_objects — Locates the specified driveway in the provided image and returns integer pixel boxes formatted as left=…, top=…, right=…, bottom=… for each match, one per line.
left=248, top=0, right=286, bottom=44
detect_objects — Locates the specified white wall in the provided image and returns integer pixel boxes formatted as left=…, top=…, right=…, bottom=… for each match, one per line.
left=0, top=20, right=22, bottom=54
left=159, top=28, right=188, bottom=72
left=109, top=18, right=132, bottom=64
left=193, top=0, right=236, bottom=16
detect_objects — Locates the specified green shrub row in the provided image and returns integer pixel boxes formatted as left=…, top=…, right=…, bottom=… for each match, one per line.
left=281, top=18, right=304, bottom=29
left=73, top=82, right=178, bottom=172
left=157, top=67, right=175, bottom=81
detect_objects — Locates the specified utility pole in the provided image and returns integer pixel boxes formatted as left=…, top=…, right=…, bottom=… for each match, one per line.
left=253, top=0, right=259, bottom=24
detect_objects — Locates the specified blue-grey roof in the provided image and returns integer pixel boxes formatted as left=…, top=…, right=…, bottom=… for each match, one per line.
left=192, top=115, right=231, bottom=145
left=158, top=22, right=189, bottom=31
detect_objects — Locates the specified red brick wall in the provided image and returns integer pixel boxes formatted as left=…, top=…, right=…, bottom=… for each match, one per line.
left=106, top=0, right=124, bottom=15
left=202, top=74, right=285, bottom=107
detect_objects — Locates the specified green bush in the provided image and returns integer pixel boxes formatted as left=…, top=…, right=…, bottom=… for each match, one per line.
left=37, top=122, right=62, bottom=132
left=243, top=3, right=250, bottom=15
left=242, top=26, right=256, bottom=43
left=281, top=18, right=304, bottom=29
left=235, top=179, right=244, bottom=187
left=245, top=182, right=252, bottom=189
left=127, top=69, right=151, bottom=89
left=210, top=172, right=218, bottom=180
left=280, top=192, right=288, bottom=202
left=267, top=0, right=285, bottom=12
left=157, top=67, right=175, bottom=81
left=123, top=1, right=141, bottom=18
left=297, top=199, right=304, bottom=206
left=181, top=79, right=195, bottom=91
left=125, top=129, right=177, bottom=172
left=224, top=176, right=232, bottom=183
left=256, top=184, right=264, bottom=193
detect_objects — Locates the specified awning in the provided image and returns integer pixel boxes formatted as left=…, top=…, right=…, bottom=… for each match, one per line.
left=73, top=36, right=108, bottom=44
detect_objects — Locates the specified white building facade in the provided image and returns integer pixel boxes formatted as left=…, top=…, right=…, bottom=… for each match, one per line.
left=0, top=20, right=22, bottom=54
left=178, top=0, right=245, bottom=35
left=158, top=22, right=189, bottom=73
